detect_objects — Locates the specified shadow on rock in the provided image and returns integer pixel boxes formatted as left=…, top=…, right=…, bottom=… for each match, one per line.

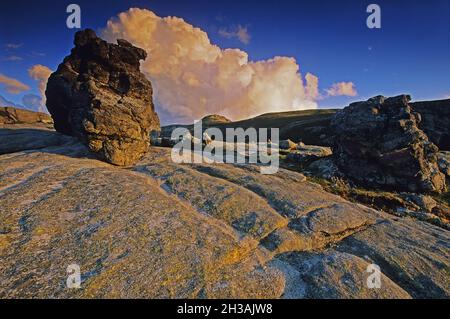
left=0, top=128, right=95, bottom=160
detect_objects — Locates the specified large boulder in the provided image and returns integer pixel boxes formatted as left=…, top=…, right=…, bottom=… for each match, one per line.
left=331, top=95, right=446, bottom=193
left=46, top=29, right=160, bottom=166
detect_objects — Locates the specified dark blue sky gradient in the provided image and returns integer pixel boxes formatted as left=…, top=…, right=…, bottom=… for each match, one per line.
left=0, top=0, right=449, bottom=117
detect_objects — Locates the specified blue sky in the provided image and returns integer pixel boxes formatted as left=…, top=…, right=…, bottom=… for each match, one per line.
left=0, top=0, right=449, bottom=121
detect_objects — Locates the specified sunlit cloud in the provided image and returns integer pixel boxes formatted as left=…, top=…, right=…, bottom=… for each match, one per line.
left=326, top=82, right=358, bottom=97
left=218, top=25, right=251, bottom=45
left=0, top=73, right=30, bottom=94
left=305, top=73, right=320, bottom=100
left=102, top=8, right=322, bottom=123
left=28, top=64, right=52, bottom=112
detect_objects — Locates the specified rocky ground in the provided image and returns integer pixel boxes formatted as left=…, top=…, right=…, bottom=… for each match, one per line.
left=0, top=107, right=53, bottom=126
left=0, top=124, right=449, bottom=298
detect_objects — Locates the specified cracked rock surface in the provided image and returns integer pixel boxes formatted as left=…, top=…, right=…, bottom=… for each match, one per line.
left=0, top=125, right=449, bottom=298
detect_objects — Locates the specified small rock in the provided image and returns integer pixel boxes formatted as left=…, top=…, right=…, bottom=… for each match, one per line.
left=279, top=139, right=297, bottom=150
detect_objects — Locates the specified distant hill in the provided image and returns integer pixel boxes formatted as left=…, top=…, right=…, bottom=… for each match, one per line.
left=162, top=109, right=338, bottom=146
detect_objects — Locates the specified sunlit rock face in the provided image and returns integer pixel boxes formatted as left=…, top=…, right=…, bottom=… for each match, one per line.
left=331, top=95, right=446, bottom=193
left=0, top=106, right=53, bottom=125
left=46, top=29, right=160, bottom=166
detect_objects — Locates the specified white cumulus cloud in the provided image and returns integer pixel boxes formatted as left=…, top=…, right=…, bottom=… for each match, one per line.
left=28, top=64, right=52, bottom=112
left=102, top=8, right=321, bottom=124
left=326, top=82, right=357, bottom=97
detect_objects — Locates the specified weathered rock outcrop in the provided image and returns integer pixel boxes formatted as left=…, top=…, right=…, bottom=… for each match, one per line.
left=0, top=107, right=53, bottom=125
left=46, top=29, right=160, bottom=166
left=0, top=125, right=449, bottom=298
left=331, top=95, right=446, bottom=193
left=411, top=99, right=450, bottom=151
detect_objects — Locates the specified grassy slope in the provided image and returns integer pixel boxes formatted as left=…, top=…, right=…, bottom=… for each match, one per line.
left=162, top=109, right=338, bottom=146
